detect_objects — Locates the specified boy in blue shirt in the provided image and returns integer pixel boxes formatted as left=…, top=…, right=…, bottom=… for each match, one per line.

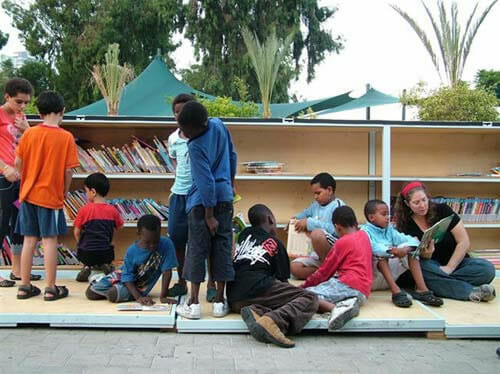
left=85, top=214, right=178, bottom=305
left=361, top=199, right=442, bottom=308
left=290, top=173, right=344, bottom=280
left=175, top=101, right=237, bottom=319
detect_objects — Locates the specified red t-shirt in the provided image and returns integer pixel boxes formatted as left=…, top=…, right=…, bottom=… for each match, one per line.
left=0, top=107, right=24, bottom=171
left=302, top=229, right=373, bottom=297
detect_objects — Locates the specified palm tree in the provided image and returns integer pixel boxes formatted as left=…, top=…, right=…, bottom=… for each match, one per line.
left=241, top=27, right=295, bottom=118
left=91, top=43, right=134, bottom=115
left=390, top=0, right=498, bottom=86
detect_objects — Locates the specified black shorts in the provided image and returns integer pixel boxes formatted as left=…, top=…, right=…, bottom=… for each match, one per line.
left=77, top=248, right=114, bottom=267
left=183, top=202, right=235, bottom=283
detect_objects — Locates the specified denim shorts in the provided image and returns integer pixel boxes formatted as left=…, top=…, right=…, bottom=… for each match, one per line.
left=183, top=202, right=235, bottom=283
left=306, top=277, right=366, bottom=305
left=16, top=201, right=67, bottom=237
left=168, top=193, right=188, bottom=250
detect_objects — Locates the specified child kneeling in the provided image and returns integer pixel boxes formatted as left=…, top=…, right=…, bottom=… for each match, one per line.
left=300, top=206, right=372, bottom=331
left=361, top=199, right=442, bottom=307
left=86, top=215, right=177, bottom=305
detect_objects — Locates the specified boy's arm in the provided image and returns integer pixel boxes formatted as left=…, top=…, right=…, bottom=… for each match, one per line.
left=159, top=270, right=176, bottom=304
left=389, top=226, right=420, bottom=248
left=64, top=168, right=73, bottom=199
left=124, top=282, right=155, bottom=305
left=301, top=242, right=342, bottom=288
left=189, top=145, right=216, bottom=208
left=73, top=227, right=81, bottom=243
left=305, top=217, right=334, bottom=234
left=295, top=203, right=312, bottom=220
left=226, top=126, right=237, bottom=182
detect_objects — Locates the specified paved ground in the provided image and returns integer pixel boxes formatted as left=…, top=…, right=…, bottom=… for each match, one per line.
left=0, top=328, right=499, bottom=373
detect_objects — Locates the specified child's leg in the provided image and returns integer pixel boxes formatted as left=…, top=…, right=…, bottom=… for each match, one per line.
left=309, top=229, right=333, bottom=262
left=377, top=259, right=401, bottom=295
left=408, top=256, right=429, bottom=293
left=19, top=236, right=38, bottom=287
left=42, top=236, right=58, bottom=289
left=290, top=262, right=317, bottom=280
left=318, top=298, right=335, bottom=313
left=189, top=282, right=201, bottom=304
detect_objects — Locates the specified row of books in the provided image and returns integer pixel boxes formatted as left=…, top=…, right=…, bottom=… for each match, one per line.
left=470, top=249, right=500, bottom=270
left=432, top=197, right=500, bottom=223
left=75, top=136, right=175, bottom=174
left=32, top=243, right=81, bottom=266
left=0, top=239, right=80, bottom=266
left=64, top=189, right=169, bottom=222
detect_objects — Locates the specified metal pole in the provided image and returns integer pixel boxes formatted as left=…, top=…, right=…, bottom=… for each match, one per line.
left=366, top=83, right=371, bottom=120
left=402, top=89, right=407, bottom=120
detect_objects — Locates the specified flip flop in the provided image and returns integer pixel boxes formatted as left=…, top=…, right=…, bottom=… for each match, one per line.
left=392, top=291, right=412, bottom=308
left=167, top=283, right=188, bottom=297
left=17, top=284, right=41, bottom=299
left=10, top=273, right=42, bottom=281
left=0, top=279, right=15, bottom=287
left=44, top=285, right=69, bottom=301
left=411, top=290, right=443, bottom=307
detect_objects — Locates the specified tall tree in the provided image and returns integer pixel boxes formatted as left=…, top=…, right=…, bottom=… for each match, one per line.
left=15, top=60, right=55, bottom=96
left=0, top=30, right=8, bottom=50
left=2, top=0, right=183, bottom=110
left=475, top=69, right=500, bottom=101
left=182, top=0, right=343, bottom=103
left=390, top=0, right=498, bottom=86
left=242, top=27, right=295, bottom=117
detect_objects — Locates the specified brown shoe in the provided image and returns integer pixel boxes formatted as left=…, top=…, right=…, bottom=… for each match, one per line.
left=254, top=316, right=295, bottom=348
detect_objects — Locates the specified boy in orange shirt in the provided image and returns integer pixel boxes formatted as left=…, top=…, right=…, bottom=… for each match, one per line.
left=15, top=91, right=79, bottom=301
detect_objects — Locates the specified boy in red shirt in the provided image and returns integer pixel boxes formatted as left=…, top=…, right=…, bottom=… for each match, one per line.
left=301, top=206, right=373, bottom=331
left=74, top=172, right=123, bottom=282
left=15, top=91, right=79, bottom=301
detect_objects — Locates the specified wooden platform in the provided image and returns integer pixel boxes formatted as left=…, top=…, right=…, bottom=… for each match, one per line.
left=0, top=275, right=176, bottom=329
left=1, top=271, right=499, bottom=337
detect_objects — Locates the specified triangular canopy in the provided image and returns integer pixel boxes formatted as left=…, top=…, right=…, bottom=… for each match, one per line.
left=69, top=56, right=399, bottom=117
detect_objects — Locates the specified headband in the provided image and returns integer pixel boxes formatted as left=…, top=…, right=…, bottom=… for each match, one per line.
left=401, top=181, right=423, bottom=199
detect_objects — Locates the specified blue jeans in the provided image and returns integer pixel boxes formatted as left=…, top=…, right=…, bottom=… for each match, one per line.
left=420, top=257, right=496, bottom=300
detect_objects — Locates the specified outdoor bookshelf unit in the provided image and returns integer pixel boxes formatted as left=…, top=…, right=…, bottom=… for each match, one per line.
left=4, top=116, right=497, bottom=269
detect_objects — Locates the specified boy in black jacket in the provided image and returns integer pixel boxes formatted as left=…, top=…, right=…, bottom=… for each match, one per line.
left=227, top=204, right=319, bottom=348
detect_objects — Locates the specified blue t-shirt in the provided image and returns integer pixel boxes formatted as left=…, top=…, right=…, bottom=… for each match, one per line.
left=295, top=198, right=345, bottom=235
left=186, top=118, right=237, bottom=213
left=120, top=236, right=178, bottom=288
left=168, top=129, right=192, bottom=195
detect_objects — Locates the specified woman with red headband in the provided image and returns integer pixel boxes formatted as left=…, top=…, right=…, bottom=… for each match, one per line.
left=393, top=181, right=496, bottom=302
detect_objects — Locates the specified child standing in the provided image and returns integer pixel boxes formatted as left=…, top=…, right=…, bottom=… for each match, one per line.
left=0, top=78, right=41, bottom=287
left=86, top=214, right=178, bottom=305
left=175, top=101, right=237, bottom=319
left=290, top=172, right=344, bottom=280
left=73, top=172, right=123, bottom=282
left=301, top=206, right=372, bottom=331
left=228, top=204, right=319, bottom=348
left=167, top=93, right=216, bottom=300
left=361, top=199, right=443, bottom=307
left=15, top=91, right=80, bottom=301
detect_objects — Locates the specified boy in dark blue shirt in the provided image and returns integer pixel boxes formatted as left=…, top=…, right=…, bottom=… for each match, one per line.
left=86, top=215, right=178, bottom=305
left=175, top=101, right=237, bottom=319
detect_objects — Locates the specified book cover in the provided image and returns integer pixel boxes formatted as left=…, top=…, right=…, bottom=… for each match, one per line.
left=412, top=215, right=454, bottom=258
left=116, top=303, right=172, bottom=312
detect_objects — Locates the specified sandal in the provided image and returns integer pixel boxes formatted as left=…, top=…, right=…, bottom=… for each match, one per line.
left=0, top=279, right=15, bottom=287
left=10, top=273, right=42, bottom=281
left=167, top=283, right=188, bottom=297
left=411, top=290, right=443, bottom=307
left=44, top=285, right=69, bottom=301
left=17, top=284, right=41, bottom=299
left=206, top=287, right=217, bottom=303
left=392, top=291, right=412, bottom=308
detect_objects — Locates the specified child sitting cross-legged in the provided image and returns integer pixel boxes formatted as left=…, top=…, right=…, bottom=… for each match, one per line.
left=85, top=214, right=178, bottom=305
left=290, top=172, right=344, bottom=280
left=227, top=204, right=319, bottom=349
left=74, top=172, right=123, bottom=282
left=300, top=206, right=372, bottom=331
left=361, top=199, right=443, bottom=307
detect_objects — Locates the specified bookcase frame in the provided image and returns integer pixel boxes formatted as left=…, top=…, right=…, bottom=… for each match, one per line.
left=3, top=116, right=497, bottom=268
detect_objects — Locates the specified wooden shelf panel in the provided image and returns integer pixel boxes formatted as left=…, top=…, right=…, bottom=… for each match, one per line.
left=392, top=176, right=500, bottom=183
left=73, top=173, right=382, bottom=181
left=463, top=223, right=500, bottom=229
left=391, top=125, right=500, bottom=135
left=390, top=181, right=500, bottom=198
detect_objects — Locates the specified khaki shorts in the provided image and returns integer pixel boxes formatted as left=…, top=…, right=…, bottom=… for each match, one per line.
left=371, top=257, right=409, bottom=291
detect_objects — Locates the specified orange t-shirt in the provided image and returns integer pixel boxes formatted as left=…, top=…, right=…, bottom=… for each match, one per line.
left=17, top=124, right=80, bottom=209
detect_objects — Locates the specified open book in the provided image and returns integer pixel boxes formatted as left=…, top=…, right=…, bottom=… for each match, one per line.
left=116, top=303, right=172, bottom=312
left=412, top=215, right=454, bottom=258
left=286, top=219, right=313, bottom=258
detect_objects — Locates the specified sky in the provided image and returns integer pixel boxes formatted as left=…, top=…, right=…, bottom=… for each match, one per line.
left=1, top=0, right=499, bottom=119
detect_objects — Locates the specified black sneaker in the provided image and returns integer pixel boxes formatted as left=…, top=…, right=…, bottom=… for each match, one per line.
left=76, top=266, right=91, bottom=282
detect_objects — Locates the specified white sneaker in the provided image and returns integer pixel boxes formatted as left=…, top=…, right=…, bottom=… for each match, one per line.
left=328, top=297, right=360, bottom=332
left=176, top=301, right=201, bottom=319
left=212, top=300, right=230, bottom=318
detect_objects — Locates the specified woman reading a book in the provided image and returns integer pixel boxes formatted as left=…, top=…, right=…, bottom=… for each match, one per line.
left=393, top=181, right=496, bottom=302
